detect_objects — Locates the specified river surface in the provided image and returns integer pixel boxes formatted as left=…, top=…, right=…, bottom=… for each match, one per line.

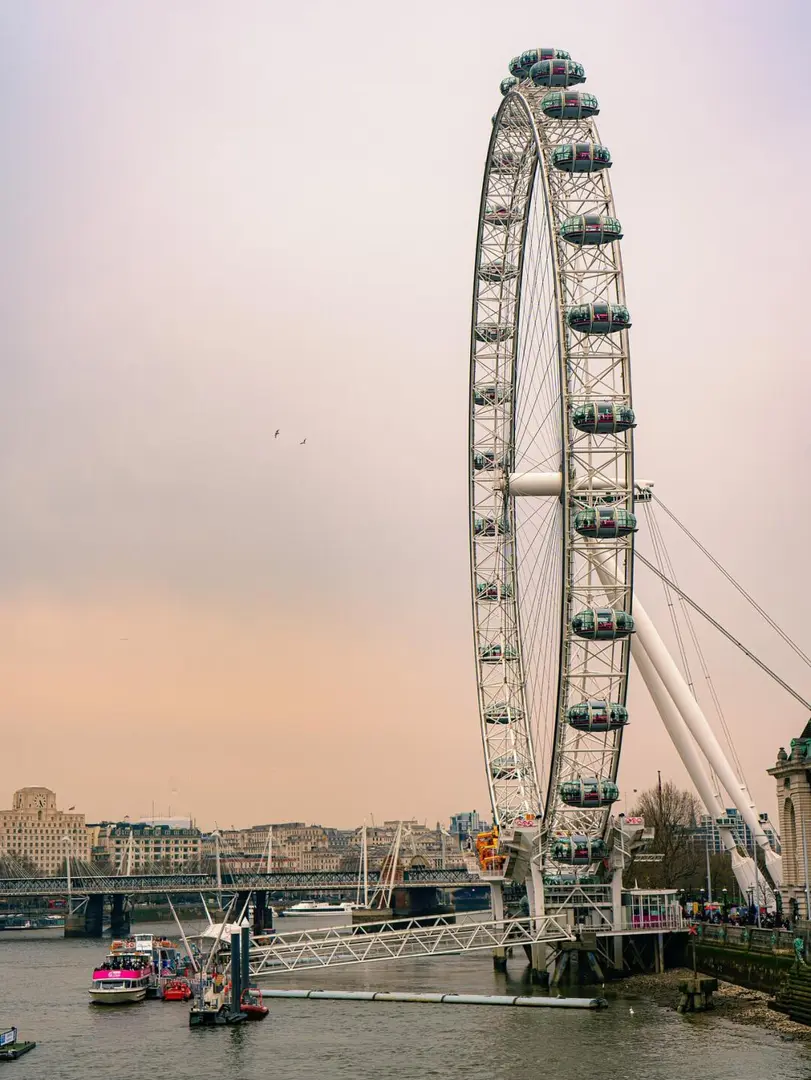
left=2, top=918, right=810, bottom=1079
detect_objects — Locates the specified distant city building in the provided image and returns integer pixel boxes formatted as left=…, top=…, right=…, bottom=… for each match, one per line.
left=0, top=787, right=89, bottom=875
left=450, top=812, right=487, bottom=847
left=769, top=720, right=811, bottom=917
left=692, top=809, right=781, bottom=856
left=216, top=819, right=465, bottom=873
left=95, top=821, right=202, bottom=872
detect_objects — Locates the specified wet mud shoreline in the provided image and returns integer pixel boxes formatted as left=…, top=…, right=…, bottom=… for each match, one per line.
left=616, top=967, right=810, bottom=1041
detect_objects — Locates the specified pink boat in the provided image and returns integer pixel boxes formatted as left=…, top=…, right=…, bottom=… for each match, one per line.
left=89, top=949, right=151, bottom=1004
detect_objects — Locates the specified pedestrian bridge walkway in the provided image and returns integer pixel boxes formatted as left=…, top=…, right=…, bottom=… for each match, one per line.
left=248, top=910, right=686, bottom=978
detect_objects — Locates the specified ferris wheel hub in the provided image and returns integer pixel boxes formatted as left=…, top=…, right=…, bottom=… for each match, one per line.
left=495, top=472, right=654, bottom=499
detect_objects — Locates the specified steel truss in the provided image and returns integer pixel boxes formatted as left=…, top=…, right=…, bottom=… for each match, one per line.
left=248, top=909, right=685, bottom=977
left=470, top=60, right=633, bottom=867
left=0, top=868, right=475, bottom=898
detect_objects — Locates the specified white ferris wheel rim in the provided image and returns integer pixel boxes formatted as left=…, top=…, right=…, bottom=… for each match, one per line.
left=468, top=55, right=636, bottom=874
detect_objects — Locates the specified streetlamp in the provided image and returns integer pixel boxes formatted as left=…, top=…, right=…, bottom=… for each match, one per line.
left=62, top=836, right=73, bottom=915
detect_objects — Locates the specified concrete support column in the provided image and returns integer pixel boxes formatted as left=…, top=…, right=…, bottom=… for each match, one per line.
left=85, top=894, right=104, bottom=937
left=526, top=861, right=550, bottom=984
left=490, top=882, right=507, bottom=972
left=610, top=862, right=624, bottom=971
left=252, top=891, right=271, bottom=936
left=110, top=894, right=130, bottom=937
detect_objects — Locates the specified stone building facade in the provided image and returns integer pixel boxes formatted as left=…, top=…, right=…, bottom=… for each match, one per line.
left=95, top=822, right=203, bottom=873
left=768, top=720, right=811, bottom=917
left=0, top=787, right=89, bottom=875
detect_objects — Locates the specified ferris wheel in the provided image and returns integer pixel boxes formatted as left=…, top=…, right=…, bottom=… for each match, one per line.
left=469, top=48, right=638, bottom=878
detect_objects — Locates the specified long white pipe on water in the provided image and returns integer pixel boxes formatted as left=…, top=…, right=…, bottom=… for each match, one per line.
left=259, top=989, right=606, bottom=1009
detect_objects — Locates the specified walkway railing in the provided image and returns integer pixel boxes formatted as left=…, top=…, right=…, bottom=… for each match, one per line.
left=249, top=912, right=577, bottom=976
left=247, top=909, right=688, bottom=976
left=696, top=923, right=795, bottom=955
left=0, top=868, right=477, bottom=897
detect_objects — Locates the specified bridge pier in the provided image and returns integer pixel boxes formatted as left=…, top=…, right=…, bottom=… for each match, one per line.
left=110, top=894, right=130, bottom=937
left=65, top=894, right=105, bottom=938
left=391, top=887, right=454, bottom=924
left=252, top=890, right=272, bottom=935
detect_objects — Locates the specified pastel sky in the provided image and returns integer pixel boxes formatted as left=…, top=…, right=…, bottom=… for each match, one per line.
left=2, top=0, right=810, bottom=829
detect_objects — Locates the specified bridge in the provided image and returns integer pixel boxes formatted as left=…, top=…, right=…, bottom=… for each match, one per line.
left=246, top=909, right=687, bottom=980
left=0, top=867, right=477, bottom=899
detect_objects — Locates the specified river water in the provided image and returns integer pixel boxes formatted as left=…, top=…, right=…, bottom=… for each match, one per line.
left=2, top=919, right=810, bottom=1079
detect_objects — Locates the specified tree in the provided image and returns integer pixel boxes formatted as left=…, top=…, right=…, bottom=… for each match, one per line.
left=0, top=852, right=39, bottom=877
left=628, top=781, right=702, bottom=890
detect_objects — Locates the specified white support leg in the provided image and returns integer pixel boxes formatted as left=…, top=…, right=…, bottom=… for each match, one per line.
left=632, top=595, right=782, bottom=886
left=489, top=882, right=507, bottom=972
left=526, top=859, right=550, bottom=981
left=632, top=637, right=770, bottom=904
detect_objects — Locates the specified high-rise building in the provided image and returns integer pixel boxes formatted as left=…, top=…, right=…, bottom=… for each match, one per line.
left=450, top=812, right=486, bottom=847
left=0, top=787, right=89, bottom=875
left=692, top=808, right=781, bottom=856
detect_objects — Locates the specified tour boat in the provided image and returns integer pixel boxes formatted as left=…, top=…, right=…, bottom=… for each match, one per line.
left=240, top=987, right=269, bottom=1021
left=89, top=951, right=151, bottom=1004
left=279, top=901, right=357, bottom=917
left=108, top=934, right=189, bottom=997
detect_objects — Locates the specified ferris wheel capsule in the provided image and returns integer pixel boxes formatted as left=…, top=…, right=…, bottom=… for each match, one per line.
left=500, top=76, right=519, bottom=95
left=489, top=151, right=521, bottom=175
left=473, top=384, right=511, bottom=407
left=566, top=700, right=629, bottom=732
left=474, top=323, right=514, bottom=343
left=552, top=142, right=611, bottom=173
left=476, top=581, right=514, bottom=601
left=490, top=754, right=523, bottom=780
left=567, top=302, right=631, bottom=334
left=541, top=91, right=600, bottom=120
left=571, top=608, right=635, bottom=640
left=484, top=702, right=524, bottom=725
left=560, top=214, right=623, bottom=245
left=473, top=515, right=509, bottom=537
left=479, top=261, right=519, bottom=283
left=472, top=449, right=508, bottom=471
left=572, top=401, right=635, bottom=433
left=530, top=59, right=586, bottom=88
left=509, top=48, right=571, bottom=80
left=484, top=204, right=522, bottom=227
left=573, top=508, right=637, bottom=538
left=560, top=778, right=620, bottom=808
left=479, top=642, right=519, bottom=663
left=551, top=835, right=608, bottom=865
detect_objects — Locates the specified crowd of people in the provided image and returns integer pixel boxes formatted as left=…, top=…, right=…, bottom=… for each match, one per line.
left=683, top=899, right=792, bottom=930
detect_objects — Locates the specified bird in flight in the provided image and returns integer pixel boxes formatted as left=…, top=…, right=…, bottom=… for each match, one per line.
left=274, top=430, right=280, bottom=438
left=300, top=438, right=307, bottom=445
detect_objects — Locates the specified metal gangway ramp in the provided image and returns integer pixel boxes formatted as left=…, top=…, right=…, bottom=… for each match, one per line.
left=247, top=908, right=685, bottom=978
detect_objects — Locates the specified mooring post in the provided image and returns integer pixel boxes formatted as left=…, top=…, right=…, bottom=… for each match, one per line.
left=230, top=932, right=242, bottom=1014
left=241, top=925, right=251, bottom=996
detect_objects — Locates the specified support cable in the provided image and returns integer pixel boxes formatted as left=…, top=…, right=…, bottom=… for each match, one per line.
left=653, top=495, right=811, bottom=671
left=635, top=552, right=811, bottom=712
left=644, top=504, right=748, bottom=785
left=646, top=503, right=695, bottom=693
